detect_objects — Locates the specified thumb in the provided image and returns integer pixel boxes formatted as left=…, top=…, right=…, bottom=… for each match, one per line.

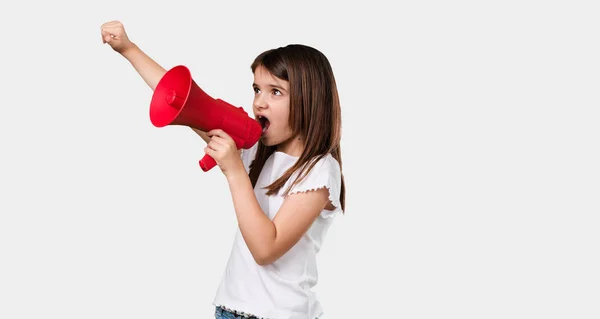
left=104, top=34, right=114, bottom=44
left=101, top=30, right=116, bottom=44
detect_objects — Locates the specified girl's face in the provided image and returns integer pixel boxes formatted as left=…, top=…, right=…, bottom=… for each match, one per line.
left=252, top=66, right=302, bottom=155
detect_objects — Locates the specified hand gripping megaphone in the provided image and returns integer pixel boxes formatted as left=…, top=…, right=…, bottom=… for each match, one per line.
left=149, top=65, right=262, bottom=172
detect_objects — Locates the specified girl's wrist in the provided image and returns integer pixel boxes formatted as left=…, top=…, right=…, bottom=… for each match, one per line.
left=225, top=164, right=248, bottom=183
left=120, top=42, right=139, bottom=59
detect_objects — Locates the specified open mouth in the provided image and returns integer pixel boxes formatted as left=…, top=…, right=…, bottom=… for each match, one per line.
left=258, top=115, right=270, bottom=134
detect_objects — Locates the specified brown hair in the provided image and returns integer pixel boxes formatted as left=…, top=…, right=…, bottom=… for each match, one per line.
left=248, top=44, right=346, bottom=212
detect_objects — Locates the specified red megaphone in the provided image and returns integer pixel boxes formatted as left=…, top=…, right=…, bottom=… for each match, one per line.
left=149, top=65, right=262, bottom=172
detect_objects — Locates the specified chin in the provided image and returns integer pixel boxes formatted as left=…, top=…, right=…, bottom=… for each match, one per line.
left=260, top=130, right=294, bottom=148
left=259, top=136, right=275, bottom=147
left=261, top=135, right=287, bottom=148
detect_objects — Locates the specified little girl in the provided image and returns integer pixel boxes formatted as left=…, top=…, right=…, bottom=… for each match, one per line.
left=101, top=20, right=346, bottom=319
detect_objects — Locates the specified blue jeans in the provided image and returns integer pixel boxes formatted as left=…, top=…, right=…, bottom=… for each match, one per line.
left=214, top=306, right=258, bottom=319
left=214, top=306, right=319, bottom=319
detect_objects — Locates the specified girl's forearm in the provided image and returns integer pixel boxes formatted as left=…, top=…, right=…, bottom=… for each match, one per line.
left=122, top=44, right=209, bottom=141
left=121, top=43, right=166, bottom=91
left=226, top=168, right=276, bottom=265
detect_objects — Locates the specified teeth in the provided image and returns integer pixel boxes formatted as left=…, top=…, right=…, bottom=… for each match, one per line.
left=257, top=115, right=268, bottom=133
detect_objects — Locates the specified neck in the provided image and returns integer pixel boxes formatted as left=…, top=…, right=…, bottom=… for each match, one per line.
left=276, top=135, right=304, bottom=157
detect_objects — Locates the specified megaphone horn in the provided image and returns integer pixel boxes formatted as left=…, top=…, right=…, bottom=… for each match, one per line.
left=149, top=65, right=262, bottom=172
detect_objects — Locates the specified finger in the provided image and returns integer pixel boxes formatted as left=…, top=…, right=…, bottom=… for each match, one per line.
left=209, top=135, right=228, bottom=145
left=208, top=130, right=235, bottom=145
left=109, top=21, right=124, bottom=28
left=207, top=139, right=224, bottom=151
left=102, top=21, right=123, bottom=29
left=207, top=129, right=228, bottom=138
left=204, top=146, right=216, bottom=158
left=102, top=27, right=120, bottom=38
left=101, top=30, right=116, bottom=43
left=204, top=146, right=221, bottom=161
left=212, top=136, right=238, bottom=152
left=102, top=25, right=123, bottom=34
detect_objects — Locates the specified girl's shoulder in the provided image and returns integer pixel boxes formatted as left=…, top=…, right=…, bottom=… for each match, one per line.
left=286, top=153, right=343, bottom=218
left=297, top=153, right=340, bottom=181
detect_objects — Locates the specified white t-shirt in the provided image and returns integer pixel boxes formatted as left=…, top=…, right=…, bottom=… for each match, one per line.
left=212, top=143, right=343, bottom=319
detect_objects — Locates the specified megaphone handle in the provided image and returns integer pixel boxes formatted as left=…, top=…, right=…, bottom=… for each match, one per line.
left=199, top=154, right=218, bottom=172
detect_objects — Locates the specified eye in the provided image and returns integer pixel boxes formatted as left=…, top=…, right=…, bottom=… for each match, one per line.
left=272, top=89, right=281, bottom=96
left=253, top=86, right=260, bottom=94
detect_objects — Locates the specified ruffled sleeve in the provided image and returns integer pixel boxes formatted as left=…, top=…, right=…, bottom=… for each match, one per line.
left=286, top=155, right=343, bottom=219
left=240, top=142, right=258, bottom=174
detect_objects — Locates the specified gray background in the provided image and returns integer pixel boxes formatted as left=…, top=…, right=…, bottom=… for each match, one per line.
left=1, top=0, right=598, bottom=318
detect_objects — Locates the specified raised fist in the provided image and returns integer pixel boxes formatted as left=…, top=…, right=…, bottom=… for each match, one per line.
left=100, top=20, right=135, bottom=54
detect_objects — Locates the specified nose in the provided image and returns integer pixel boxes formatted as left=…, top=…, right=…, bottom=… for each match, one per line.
left=253, top=94, right=268, bottom=110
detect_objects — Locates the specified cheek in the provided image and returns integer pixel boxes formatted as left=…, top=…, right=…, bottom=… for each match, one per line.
left=277, top=114, right=291, bottom=132
left=279, top=107, right=291, bottom=128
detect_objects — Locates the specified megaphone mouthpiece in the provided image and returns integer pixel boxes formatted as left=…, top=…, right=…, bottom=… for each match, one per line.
left=166, top=90, right=185, bottom=110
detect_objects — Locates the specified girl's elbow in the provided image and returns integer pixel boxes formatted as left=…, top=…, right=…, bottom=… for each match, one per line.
left=252, top=249, right=279, bottom=266
left=254, top=256, right=271, bottom=266
left=253, top=253, right=274, bottom=266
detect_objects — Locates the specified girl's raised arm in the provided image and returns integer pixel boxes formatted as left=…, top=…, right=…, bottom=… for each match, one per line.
left=101, top=20, right=209, bottom=143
